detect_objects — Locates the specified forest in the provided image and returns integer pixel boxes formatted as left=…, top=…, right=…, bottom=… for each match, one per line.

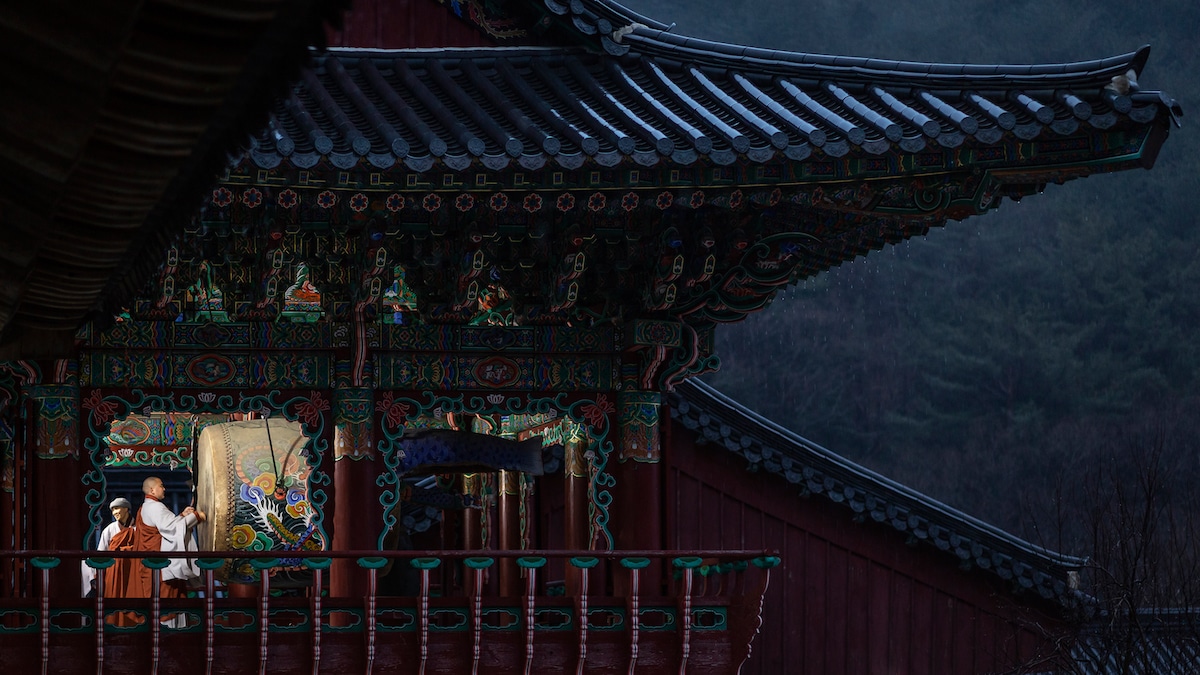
left=624, top=0, right=1200, bottom=606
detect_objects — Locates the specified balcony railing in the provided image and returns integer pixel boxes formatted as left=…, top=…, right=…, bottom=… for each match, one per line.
left=0, top=549, right=779, bottom=675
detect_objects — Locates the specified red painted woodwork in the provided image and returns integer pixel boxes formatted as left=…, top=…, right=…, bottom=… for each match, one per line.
left=0, top=549, right=774, bottom=674
left=664, top=419, right=1068, bottom=675
left=330, top=456, right=381, bottom=598
left=326, top=0, right=495, bottom=49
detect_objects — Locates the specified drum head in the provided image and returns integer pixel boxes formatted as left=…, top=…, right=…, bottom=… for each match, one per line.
left=194, top=420, right=322, bottom=582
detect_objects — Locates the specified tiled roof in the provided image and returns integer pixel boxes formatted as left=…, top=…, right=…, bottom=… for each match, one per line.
left=1035, top=610, right=1200, bottom=674
left=241, top=40, right=1178, bottom=173
left=670, top=379, right=1086, bottom=604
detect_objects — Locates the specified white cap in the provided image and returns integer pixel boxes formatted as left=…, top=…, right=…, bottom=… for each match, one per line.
left=109, top=497, right=132, bottom=510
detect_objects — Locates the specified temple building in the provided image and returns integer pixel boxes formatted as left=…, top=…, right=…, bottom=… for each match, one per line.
left=0, top=1, right=1180, bottom=673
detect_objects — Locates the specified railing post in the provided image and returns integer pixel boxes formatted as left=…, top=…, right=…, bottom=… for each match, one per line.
left=305, top=557, right=332, bottom=675
left=86, top=556, right=114, bottom=675
left=249, top=557, right=279, bottom=675
left=517, top=556, right=546, bottom=675
left=464, top=557, right=495, bottom=675
left=411, top=557, right=442, bottom=675
left=30, top=556, right=59, bottom=675
left=195, top=558, right=225, bottom=675
left=569, top=556, right=598, bottom=675
left=142, top=557, right=172, bottom=675
left=673, top=557, right=703, bottom=675
left=620, top=557, right=651, bottom=675
left=730, top=556, right=781, bottom=673
left=358, top=556, right=388, bottom=675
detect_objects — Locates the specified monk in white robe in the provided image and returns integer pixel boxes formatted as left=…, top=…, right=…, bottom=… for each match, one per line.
left=81, top=497, right=133, bottom=597
left=107, top=477, right=205, bottom=625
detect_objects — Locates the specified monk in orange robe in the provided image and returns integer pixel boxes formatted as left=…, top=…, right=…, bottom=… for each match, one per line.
left=105, top=477, right=206, bottom=626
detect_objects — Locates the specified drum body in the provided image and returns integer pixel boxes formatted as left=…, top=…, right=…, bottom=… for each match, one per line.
left=195, top=420, right=323, bottom=583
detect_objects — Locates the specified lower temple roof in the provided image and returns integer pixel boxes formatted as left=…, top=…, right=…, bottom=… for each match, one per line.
left=670, top=379, right=1086, bottom=605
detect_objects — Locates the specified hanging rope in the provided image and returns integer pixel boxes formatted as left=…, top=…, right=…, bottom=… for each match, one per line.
left=264, top=411, right=281, bottom=489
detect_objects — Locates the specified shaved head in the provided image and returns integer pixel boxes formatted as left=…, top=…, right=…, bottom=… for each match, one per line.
left=142, top=476, right=163, bottom=495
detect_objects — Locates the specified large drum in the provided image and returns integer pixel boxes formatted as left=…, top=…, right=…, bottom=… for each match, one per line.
left=195, top=420, right=323, bottom=583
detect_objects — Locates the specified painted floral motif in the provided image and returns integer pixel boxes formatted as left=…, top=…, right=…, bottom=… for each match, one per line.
left=290, top=392, right=330, bottom=430
left=578, top=394, right=616, bottom=431
left=587, top=192, right=606, bottom=212
left=81, top=390, right=118, bottom=428
left=212, top=187, right=233, bottom=207
left=349, top=193, right=369, bottom=212
left=729, top=189, right=744, bottom=209
left=656, top=191, right=674, bottom=210
left=621, top=192, right=639, bottom=212
left=386, top=193, right=404, bottom=212
left=689, top=190, right=705, bottom=209
left=556, top=193, right=575, bottom=212
left=489, top=192, right=509, bottom=211
left=455, top=193, right=474, bottom=212
left=375, top=391, right=411, bottom=430
left=523, top=193, right=543, bottom=213
left=422, top=193, right=442, bottom=212
left=769, top=188, right=782, bottom=206
left=277, top=189, right=299, bottom=208
left=316, top=190, right=337, bottom=209
left=241, top=188, right=263, bottom=208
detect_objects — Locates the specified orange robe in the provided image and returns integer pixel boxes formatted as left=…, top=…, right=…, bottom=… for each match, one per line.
left=104, top=502, right=189, bottom=625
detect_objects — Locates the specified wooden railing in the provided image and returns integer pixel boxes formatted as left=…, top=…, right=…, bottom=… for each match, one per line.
left=0, top=549, right=780, bottom=675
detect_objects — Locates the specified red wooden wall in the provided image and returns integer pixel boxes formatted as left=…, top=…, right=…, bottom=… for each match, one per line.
left=326, top=0, right=496, bottom=49
left=664, top=420, right=1066, bottom=675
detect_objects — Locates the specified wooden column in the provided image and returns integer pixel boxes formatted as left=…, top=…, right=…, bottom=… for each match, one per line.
left=460, top=473, right=485, bottom=596
left=611, top=391, right=664, bottom=593
left=330, top=384, right=378, bottom=600
left=562, top=435, right=590, bottom=594
left=496, top=469, right=521, bottom=597
left=27, top=373, right=84, bottom=599
left=0, top=413, right=23, bottom=598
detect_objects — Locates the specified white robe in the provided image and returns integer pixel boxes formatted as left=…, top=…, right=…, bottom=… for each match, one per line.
left=140, top=499, right=201, bottom=582
left=81, top=520, right=126, bottom=597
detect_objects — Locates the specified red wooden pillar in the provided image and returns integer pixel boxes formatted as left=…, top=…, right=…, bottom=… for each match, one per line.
left=0, top=414, right=22, bottom=598
left=610, top=391, right=664, bottom=593
left=496, top=470, right=521, bottom=597
left=562, top=435, right=589, bottom=594
left=461, top=473, right=485, bottom=596
left=462, top=473, right=483, bottom=550
left=330, top=384, right=378, bottom=600
left=27, top=372, right=84, bottom=599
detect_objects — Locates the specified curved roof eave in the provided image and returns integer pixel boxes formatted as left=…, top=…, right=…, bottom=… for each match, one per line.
left=670, top=378, right=1088, bottom=605
left=621, top=27, right=1151, bottom=89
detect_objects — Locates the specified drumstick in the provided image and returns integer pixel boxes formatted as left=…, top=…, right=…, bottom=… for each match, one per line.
left=190, top=414, right=200, bottom=508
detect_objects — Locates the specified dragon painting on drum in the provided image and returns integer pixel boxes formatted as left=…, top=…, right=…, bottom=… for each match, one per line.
left=194, top=419, right=323, bottom=585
